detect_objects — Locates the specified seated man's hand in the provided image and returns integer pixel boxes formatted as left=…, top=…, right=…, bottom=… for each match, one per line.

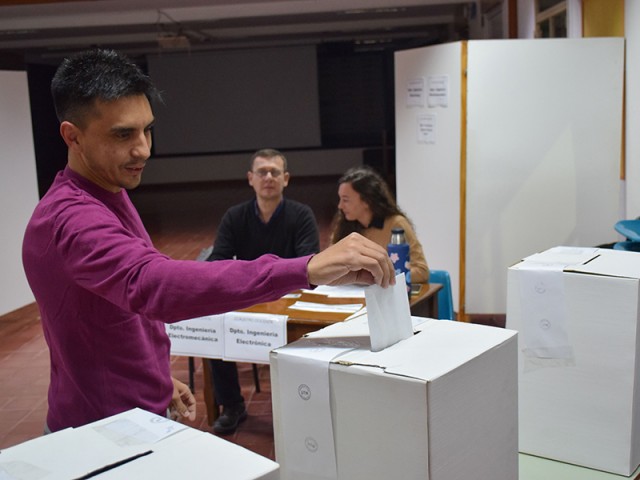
left=307, top=233, right=395, bottom=288
left=169, top=377, right=196, bottom=422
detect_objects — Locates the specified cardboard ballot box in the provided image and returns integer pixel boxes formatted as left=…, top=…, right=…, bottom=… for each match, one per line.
left=0, top=408, right=279, bottom=480
left=506, top=247, right=640, bottom=476
left=270, top=317, right=518, bottom=480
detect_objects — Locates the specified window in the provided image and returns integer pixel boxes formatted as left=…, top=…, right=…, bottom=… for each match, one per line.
left=535, top=0, right=567, bottom=37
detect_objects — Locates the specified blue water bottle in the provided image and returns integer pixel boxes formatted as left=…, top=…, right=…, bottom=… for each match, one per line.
left=388, top=227, right=411, bottom=294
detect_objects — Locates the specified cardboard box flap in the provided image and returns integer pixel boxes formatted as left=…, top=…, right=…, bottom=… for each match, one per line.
left=565, top=249, right=640, bottom=279
left=336, top=320, right=517, bottom=382
left=512, top=246, right=599, bottom=269
left=303, top=313, right=429, bottom=340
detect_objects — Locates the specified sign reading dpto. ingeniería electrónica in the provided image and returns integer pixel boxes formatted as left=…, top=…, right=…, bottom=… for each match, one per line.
left=166, top=312, right=287, bottom=364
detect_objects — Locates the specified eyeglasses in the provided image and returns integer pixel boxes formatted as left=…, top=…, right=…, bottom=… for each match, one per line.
left=252, top=168, right=284, bottom=178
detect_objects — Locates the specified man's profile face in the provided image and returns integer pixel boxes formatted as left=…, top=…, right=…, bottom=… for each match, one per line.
left=67, top=95, right=154, bottom=193
left=247, top=155, right=290, bottom=202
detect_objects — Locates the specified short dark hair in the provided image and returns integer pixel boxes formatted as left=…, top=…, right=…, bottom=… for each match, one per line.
left=250, top=148, right=287, bottom=171
left=51, top=48, right=161, bottom=126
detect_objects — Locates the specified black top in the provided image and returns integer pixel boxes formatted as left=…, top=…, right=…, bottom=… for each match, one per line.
left=207, top=198, right=320, bottom=261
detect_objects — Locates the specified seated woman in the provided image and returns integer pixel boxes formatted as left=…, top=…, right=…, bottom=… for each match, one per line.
left=330, top=166, right=429, bottom=283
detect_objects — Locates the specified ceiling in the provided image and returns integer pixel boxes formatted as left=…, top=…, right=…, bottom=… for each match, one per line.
left=0, top=0, right=475, bottom=63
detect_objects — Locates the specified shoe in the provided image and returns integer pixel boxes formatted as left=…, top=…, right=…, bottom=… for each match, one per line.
left=213, top=402, right=247, bottom=435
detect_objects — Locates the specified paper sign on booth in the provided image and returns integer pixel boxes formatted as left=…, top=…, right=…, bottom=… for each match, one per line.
left=224, top=312, right=287, bottom=364
left=166, top=314, right=224, bottom=359
left=167, top=312, right=287, bottom=364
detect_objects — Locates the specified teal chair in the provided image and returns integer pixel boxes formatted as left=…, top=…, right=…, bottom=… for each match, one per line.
left=614, top=219, right=640, bottom=241
left=613, top=241, right=640, bottom=252
left=429, top=270, right=454, bottom=320
left=613, top=220, right=640, bottom=251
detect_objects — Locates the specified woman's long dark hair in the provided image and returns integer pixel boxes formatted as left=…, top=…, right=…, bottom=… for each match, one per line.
left=330, top=166, right=407, bottom=243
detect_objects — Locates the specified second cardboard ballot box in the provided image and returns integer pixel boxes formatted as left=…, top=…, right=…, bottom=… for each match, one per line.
left=270, top=317, right=518, bottom=480
left=507, top=247, right=640, bottom=476
left=0, top=408, right=279, bottom=479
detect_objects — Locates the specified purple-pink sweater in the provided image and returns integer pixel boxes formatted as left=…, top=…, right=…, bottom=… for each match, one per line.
left=22, top=167, right=311, bottom=432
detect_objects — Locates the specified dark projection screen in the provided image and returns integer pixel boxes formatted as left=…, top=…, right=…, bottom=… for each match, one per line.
left=147, top=45, right=321, bottom=155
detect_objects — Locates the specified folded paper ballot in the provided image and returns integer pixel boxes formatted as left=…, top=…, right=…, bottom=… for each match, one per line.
left=364, top=273, right=413, bottom=352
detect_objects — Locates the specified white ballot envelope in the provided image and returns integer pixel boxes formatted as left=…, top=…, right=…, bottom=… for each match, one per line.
left=364, top=273, right=413, bottom=352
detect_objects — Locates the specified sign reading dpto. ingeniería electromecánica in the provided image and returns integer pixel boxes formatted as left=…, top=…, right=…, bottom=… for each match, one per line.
left=166, top=312, right=287, bottom=364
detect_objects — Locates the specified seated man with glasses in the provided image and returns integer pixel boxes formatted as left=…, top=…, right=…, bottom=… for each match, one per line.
left=206, top=148, right=320, bottom=434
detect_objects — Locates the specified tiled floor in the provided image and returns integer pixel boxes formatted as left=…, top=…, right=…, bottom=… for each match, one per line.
left=0, top=300, right=278, bottom=457
left=0, top=303, right=50, bottom=449
left=0, top=175, right=338, bottom=457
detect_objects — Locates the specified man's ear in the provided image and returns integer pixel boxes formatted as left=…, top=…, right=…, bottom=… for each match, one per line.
left=59, top=121, right=80, bottom=149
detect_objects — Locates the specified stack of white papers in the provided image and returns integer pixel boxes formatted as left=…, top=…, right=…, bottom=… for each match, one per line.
left=287, top=301, right=363, bottom=314
left=302, top=285, right=366, bottom=298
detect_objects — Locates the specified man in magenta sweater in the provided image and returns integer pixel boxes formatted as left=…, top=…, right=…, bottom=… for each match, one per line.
left=21, top=48, right=394, bottom=433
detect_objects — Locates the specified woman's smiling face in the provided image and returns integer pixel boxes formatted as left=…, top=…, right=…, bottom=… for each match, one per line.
left=338, top=182, right=372, bottom=227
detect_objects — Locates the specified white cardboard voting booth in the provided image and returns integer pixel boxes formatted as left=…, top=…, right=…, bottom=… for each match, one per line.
left=506, top=247, right=640, bottom=476
left=395, top=38, right=625, bottom=317
left=0, top=408, right=279, bottom=480
left=270, top=317, right=518, bottom=480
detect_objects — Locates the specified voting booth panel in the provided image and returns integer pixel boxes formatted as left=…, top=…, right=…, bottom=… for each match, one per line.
left=395, top=38, right=624, bottom=317
left=394, top=41, right=463, bottom=314
left=271, top=318, right=518, bottom=480
left=506, top=247, right=640, bottom=476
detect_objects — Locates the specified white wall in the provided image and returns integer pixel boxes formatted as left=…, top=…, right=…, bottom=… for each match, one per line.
left=0, top=71, right=39, bottom=316
left=626, top=0, right=640, bottom=218
left=517, top=0, right=535, bottom=38
left=142, top=148, right=364, bottom=185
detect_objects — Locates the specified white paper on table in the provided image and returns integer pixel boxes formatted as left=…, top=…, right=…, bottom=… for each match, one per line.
left=282, top=292, right=301, bottom=299
left=287, top=301, right=363, bottom=313
left=364, top=273, right=413, bottom=352
left=301, top=285, right=366, bottom=298
left=517, top=264, right=574, bottom=366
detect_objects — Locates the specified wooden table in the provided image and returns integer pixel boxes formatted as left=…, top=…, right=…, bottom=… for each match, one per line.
left=202, top=282, right=442, bottom=425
